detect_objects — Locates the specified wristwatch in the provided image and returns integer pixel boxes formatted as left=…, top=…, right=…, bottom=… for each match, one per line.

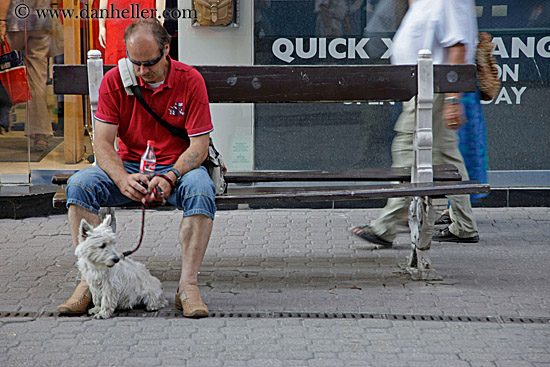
left=444, top=96, right=461, bottom=105
left=168, top=168, right=181, bottom=183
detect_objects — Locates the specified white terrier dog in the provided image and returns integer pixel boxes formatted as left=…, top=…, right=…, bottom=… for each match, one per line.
left=75, top=215, right=168, bottom=319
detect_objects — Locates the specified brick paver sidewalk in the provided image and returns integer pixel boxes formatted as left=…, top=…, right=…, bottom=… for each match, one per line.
left=1, top=208, right=549, bottom=366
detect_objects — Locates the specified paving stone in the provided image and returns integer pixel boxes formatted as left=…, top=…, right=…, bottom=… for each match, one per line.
left=0, top=208, right=549, bottom=366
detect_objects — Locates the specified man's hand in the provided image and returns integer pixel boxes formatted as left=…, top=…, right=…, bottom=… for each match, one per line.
left=443, top=101, right=465, bottom=130
left=142, top=175, right=174, bottom=207
left=444, top=42, right=467, bottom=130
left=117, top=173, right=150, bottom=202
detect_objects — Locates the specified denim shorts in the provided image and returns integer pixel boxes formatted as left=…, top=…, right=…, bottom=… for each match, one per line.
left=66, top=162, right=216, bottom=219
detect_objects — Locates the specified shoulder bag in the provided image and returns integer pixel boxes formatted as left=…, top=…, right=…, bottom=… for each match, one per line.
left=476, top=32, right=501, bottom=101
left=0, top=38, right=31, bottom=105
left=193, top=0, right=235, bottom=27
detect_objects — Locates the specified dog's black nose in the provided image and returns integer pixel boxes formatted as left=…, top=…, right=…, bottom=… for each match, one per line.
left=113, top=257, right=120, bottom=264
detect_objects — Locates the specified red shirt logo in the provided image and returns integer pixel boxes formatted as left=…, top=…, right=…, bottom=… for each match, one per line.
left=168, top=102, right=185, bottom=117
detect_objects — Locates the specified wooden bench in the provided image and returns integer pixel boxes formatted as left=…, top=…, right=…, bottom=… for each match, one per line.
left=51, top=49, right=490, bottom=280
left=52, top=165, right=466, bottom=207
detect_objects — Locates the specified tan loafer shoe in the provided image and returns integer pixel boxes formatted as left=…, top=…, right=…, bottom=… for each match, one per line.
left=175, top=285, right=208, bottom=318
left=58, top=281, right=92, bottom=315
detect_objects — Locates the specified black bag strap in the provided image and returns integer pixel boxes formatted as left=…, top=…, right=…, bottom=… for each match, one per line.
left=131, top=85, right=190, bottom=143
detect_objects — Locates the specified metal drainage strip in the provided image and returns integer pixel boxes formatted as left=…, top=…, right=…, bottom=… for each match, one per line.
left=1, top=311, right=550, bottom=324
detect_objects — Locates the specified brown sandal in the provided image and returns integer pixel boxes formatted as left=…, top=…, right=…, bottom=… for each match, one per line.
left=58, top=281, right=92, bottom=315
left=348, top=225, right=393, bottom=248
left=175, top=285, right=209, bottom=318
left=432, top=227, right=479, bottom=243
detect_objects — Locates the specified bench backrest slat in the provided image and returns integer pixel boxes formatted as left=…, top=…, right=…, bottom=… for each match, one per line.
left=53, top=64, right=476, bottom=102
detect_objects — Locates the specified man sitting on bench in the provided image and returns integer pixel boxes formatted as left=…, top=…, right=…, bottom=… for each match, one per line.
left=58, top=19, right=215, bottom=318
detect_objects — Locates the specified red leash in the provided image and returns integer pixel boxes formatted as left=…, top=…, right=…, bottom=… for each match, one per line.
left=122, top=205, right=146, bottom=258
left=123, top=174, right=174, bottom=257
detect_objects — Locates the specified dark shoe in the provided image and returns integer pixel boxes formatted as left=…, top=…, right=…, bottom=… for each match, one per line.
left=432, top=227, right=479, bottom=243
left=435, top=213, right=451, bottom=225
left=175, top=285, right=209, bottom=318
left=58, top=281, right=92, bottom=315
left=348, top=225, right=393, bottom=248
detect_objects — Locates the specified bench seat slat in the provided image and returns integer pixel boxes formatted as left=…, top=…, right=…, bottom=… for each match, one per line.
left=217, top=181, right=490, bottom=205
left=53, top=181, right=489, bottom=209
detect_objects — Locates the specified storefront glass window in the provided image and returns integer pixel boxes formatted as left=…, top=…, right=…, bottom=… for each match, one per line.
left=253, top=0, right=550, bottom=178
left=1, top=0, right=101, bottom=185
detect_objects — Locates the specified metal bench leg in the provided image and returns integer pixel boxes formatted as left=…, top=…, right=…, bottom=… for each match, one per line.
left=406, top=50, right=441, bottom=281
left=406, top=196, right=441, bottom=280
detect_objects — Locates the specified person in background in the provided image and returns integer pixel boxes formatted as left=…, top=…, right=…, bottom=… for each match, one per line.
left=6, top=0, right=54, bottom=150
left=315, top=0, right=351, bottom=37
left=349, top=0, right=481, bottom=246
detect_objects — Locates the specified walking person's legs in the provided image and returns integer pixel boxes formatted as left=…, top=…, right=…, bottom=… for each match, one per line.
left=431, top=94, right=479, bottom=241
left=7, top=31, right=52, bottom=149
left=349, top=98, right=416, bottom=246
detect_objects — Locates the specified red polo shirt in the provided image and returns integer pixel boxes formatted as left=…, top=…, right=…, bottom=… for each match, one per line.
left=94, top=57, right=213, bottom=165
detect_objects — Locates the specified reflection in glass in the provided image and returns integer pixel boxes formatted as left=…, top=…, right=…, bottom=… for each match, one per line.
left=6, top=0, right=54, bottom=152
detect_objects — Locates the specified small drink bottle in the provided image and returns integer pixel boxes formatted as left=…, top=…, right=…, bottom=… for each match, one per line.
left=140, top=140, right=156, bottom=176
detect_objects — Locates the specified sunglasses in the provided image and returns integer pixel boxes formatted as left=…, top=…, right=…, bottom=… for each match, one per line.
left=126, top=48, right=165, bottom=67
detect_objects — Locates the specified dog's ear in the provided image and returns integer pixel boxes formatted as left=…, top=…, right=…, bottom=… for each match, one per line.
left=102, top=214, right=112, bottom=227
left=79, top=218, right=94, bottom=242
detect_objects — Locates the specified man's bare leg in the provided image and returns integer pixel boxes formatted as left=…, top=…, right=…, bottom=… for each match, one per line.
left=175, top=214, right=213, bottom=318
left=68, top=204, right=100, bottom=247
left=58, top=204, right=100, bottom=314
